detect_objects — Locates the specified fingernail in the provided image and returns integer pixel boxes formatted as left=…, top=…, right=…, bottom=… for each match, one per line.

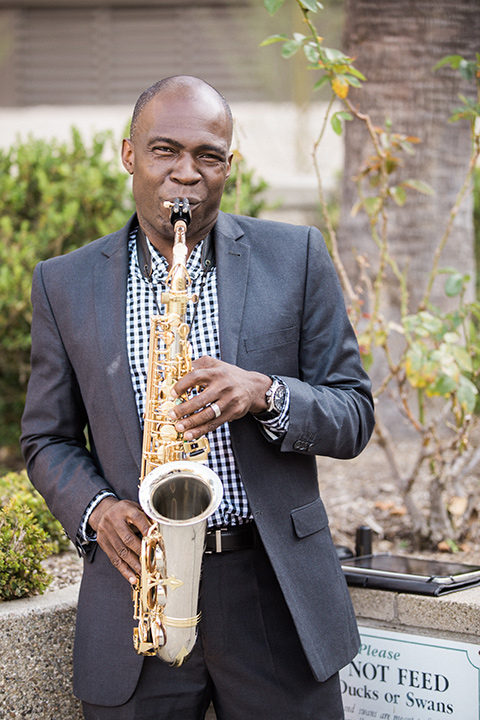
left=176, top=422, right=185, bottom=432
left=184, top=431, right=193, bottom=441
left=168, top=410, right=176, bottom=419
left=170, top=388, right=177, bottom=399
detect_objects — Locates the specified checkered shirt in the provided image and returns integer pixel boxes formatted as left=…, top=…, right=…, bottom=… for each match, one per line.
left=127, top=230, right=255, bottom=527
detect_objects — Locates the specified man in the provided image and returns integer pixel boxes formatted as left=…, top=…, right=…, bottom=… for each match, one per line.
left=21, top=76, right=375, bottom=720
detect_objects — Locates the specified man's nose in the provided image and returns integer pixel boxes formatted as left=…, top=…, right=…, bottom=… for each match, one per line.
left=170, top=153, right=201, bottom=185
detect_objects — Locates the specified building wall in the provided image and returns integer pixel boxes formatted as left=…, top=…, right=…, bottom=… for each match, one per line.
left=0, top=0, right=295, bottom=106
left=0, top=0, right=344, bottom=224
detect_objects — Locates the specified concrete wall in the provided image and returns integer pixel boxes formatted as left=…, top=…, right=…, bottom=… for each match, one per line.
left=0, top=583, right=82, bottom=720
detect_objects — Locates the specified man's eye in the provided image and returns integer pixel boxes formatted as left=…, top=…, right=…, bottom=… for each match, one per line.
left=200, top=153, right=222, bottom=162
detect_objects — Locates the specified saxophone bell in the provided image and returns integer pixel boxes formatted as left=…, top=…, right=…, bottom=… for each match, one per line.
left=135, top=461, right=223, bottom=666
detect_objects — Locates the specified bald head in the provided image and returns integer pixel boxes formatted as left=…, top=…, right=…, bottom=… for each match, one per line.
left=130, top=76, right=233, bottom=147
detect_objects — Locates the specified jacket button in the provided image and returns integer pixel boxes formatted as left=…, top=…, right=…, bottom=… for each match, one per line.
left=293, top=440, right=306, bottom=451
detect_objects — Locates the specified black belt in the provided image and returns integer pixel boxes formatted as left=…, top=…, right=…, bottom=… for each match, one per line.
left=205, top=523, right=255, bottom=554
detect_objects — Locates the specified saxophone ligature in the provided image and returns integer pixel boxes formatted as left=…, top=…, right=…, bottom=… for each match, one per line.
left=132, top=198, right=223, bottom=666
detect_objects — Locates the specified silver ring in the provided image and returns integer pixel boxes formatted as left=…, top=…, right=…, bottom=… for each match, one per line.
left=210, top=402, right=221, bottom=419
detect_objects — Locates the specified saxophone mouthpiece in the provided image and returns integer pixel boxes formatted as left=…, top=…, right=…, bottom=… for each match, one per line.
left=164, top=198, right=191, bottom=227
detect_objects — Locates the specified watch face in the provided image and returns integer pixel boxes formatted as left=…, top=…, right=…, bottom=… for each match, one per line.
left=273, top=384, right=286, bottom=412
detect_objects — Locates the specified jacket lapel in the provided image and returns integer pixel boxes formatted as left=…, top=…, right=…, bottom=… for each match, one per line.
left=213, top=212, right=250, bottom=365
left=94, top=217, right=143, bottom=472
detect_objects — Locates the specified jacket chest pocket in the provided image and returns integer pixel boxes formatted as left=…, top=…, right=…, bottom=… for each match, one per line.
left=291, top=497, right=329, bottom=539
left=241, top=326, right=299, bottom=375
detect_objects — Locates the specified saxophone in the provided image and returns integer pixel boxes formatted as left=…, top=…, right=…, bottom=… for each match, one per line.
left=132, top=198, right=223, bottom=666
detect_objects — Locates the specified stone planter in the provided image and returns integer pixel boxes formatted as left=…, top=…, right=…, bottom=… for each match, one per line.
left=0, top=582, right=82, bottom=720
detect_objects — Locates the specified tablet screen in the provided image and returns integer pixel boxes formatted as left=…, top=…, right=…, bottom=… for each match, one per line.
left=341, top=554, right=480, bottom=584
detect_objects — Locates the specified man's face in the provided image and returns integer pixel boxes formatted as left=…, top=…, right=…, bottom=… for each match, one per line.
left=122, top=89, right=232, bottom=251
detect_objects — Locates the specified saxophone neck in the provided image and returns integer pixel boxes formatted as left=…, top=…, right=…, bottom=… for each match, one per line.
left=172, top=221, right=188, bottom=266
left=164, top=198, right=191, bottom=288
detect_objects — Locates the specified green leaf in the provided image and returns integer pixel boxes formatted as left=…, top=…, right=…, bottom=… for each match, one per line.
left=299, top=0, right=320, bottom=11
left=433, top=54, right=464, bottom=72
left=361, top=351, right=374, bottom=372
left=330, top=110, right=353, bottom=136
left=313, top=75, right=330, bottom=91
left=458, top=59, right=477, bottom=82
left=331, top=114, right=342, bottom=136
left=260, top=34, right=288, bottom=47
left=401, top=179, right=435, bottom=195
left=419, top=312, right=444, bottom=335
left=444, top=271, right=466, bottom=297
left=347, top=66, right=367, bottom=81
left=323, top=47, right=348, bottom=62
left=344, top=74, right=362, bottom=88
left=263, top=0, right=285, bottom=15
left=405, top=311, right=444, bottom=337
left=443, top=331, right=459, bottom=345
left=389, top=185, right=407, bottom=207
left=452, top=344, right=473, bottom=373
left=304, top=43, right=320, bottom=63
left=281, top=39, right=303, bottom=59
left=398, top=140, right=416, bottom=156
left=458, top=376, right=478, bottom=413
left=427, top=374, right=457, bottom=397
left=363, top=196, right=382, bottom=218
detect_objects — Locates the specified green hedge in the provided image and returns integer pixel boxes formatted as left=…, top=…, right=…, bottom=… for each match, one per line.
left=0, top=469, right=70, bottom=554
left=0, top=469, right=71, bottom=600
left=0, top=128, right=135, bottom=460
left=0, top=499, right=52, bottom=600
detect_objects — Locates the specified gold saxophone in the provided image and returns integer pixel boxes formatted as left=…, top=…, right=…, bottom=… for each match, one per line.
left=132, top=198, right=223, bottom=666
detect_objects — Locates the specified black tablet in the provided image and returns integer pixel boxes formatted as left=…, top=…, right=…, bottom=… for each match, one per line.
left=341, top=553, right=480, bottom=595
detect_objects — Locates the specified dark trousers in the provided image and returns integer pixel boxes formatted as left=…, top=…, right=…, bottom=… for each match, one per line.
left=82, top=531, right=345, bottom=720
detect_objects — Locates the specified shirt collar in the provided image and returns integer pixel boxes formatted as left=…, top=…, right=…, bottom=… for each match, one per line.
left=142, top=236, right=206, bottom=283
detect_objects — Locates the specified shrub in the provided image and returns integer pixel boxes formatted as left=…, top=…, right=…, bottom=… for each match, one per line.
left=221, top=150, right=269, bottom=217
left=0, top=500, right=52, bottom=600
left=0, top=470, right=70, bottom=553
left=0, top=128, right=135, bottom=461
left=263, top=0, right=480, bottom=547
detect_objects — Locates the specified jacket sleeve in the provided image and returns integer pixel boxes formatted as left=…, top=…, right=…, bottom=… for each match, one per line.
left=280, top=226, right=375, bottom=459
left=20, top=261, right=114, bottom=550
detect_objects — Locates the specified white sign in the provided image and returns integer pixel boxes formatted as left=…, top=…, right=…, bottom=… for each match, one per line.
left=340, top=626, right=480, bottom=720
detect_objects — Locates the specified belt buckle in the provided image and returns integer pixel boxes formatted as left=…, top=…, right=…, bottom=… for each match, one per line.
left=215, top=528, right=222, bottom=553
left=204, top=528, right=223, bottom=555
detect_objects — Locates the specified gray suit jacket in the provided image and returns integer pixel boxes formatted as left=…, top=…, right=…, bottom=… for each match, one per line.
left=21, top=212, right=374, bottom=705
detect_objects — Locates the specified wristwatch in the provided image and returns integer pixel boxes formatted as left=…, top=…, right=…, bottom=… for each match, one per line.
left=254, top=375, right=287, bottom=421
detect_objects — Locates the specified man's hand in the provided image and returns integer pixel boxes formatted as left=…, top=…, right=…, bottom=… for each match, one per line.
left=88, top=496, right=152, bottom=584
left=168, top=355, right=271, bottom=441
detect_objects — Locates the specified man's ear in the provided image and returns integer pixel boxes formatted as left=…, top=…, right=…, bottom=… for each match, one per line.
left=121, top=138, right=134, bottom=175
left=225, top=152, right=234, bottom=181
